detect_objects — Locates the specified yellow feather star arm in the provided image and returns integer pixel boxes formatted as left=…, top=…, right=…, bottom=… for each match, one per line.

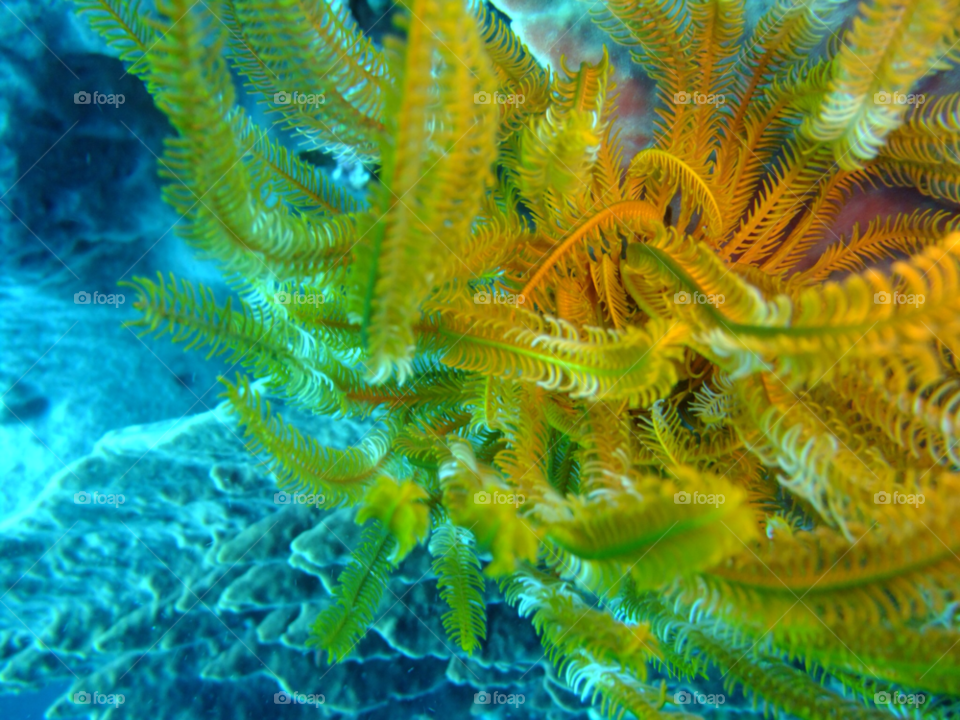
left=575, top=401, right=638, bottom=493
left=834, top=371, right=960, bottom=467
left=521, top=199, right=662, bottom=302
left=629, top=149, right=722, bottom=239
left=439, top=439, right=540, bottom=577
left=624, top=227, right=792, bottom=327
left=686, top=0, right=745, bottom=159
left=803, top=0, right=960, bottom=168
left=228, top=108, right=359, bottom=217
left=715, top=0, right=840, bottom=174
left=123, top=273, right=366, bottom=409
left=716, top=61, right=835, bottom=237
left=869, top=95, right=960, bottom=202
left=732, top=373, right=918, bottom=534
left=428, top=522, right=487, bottom=655
left=72, top=0, right=158, bottom=85
left=148, top=0, right=360, bottom=282
left=545, top=466, right=758, bottom=597
left=725, top=144, right=834, bottom=266
left=472, top=0, right=551, bottom=136
left=491, top=385, right=558, bottom=507
left=505, top=570, right=682, bottom=720
left=589, top=253, right=631, bottom=330
left=627, top=594, right=895, bottom=720
left=794, top=210, right=960, bottom=285
left=593, top=0, right=693, bottom=90
left=220, top=0, right=386, bottom=160
left=879, top=92, right=960, bottom=160
left=803, top=384, right=936, bottom=474
left=515, top=51, right=614, bottom=220
left=356, top=476, right=430, bottom=562
left=759, top=167, right=866, bottom=274
left=222, top=375, right=398, bottom=505
left=702, top=236, right=960, bottom=388
left=673, top=484, right=960, bottom=684
left=635, top=399, right=743, bottom=465
left=423, top=286, right=687, bottom=406
left=351, top=0, right=498, bottom=383
left=872, top=155, right=960, bottom=203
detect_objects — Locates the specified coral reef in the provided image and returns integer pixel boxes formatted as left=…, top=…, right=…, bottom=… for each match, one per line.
left=0, top=397, right=594, bottom=718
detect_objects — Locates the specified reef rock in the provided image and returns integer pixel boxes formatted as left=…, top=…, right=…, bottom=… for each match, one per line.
left=0, top=397, right=591, bottom=719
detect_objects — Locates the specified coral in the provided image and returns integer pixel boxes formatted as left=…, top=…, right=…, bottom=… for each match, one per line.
left=0, top=398, right=588, bottom=718
left=73, top=0, right=960, bottom=717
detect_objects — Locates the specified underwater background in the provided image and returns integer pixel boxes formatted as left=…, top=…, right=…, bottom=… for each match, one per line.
left=2, top=0, right=955, bottom=718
